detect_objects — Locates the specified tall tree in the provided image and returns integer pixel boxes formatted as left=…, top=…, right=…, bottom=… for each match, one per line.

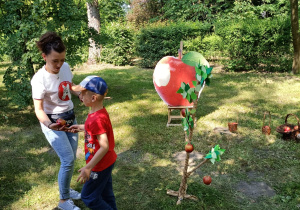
left=290, top=0, right=300, bottom=74
left=86, top=0, right=101, bottom=64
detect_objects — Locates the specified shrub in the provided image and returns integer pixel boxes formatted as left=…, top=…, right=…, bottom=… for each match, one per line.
left=100, top=22, right=135, bottom=66
left=135, top=21, right=212, bottom=68
left=184, top=34, right=223, bottom=59
left=215, top=16, right=292, bottom=72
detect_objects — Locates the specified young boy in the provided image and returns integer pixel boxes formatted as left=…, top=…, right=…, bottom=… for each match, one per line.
left=70, top=76, right=117, bottom=210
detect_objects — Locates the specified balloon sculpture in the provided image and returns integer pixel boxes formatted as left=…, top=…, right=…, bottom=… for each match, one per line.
left=153, top=46, right=225, bottom=205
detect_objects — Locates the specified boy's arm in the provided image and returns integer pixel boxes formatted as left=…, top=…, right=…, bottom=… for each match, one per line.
left=77, top=133, right=109, bottom=183
left=68, top=124, right=85, bottom=133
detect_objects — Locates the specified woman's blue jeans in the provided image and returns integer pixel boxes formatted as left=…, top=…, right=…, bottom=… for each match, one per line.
left=81, top=163, right=117, bottom=210
left=41, top=122, right=78, bottom=200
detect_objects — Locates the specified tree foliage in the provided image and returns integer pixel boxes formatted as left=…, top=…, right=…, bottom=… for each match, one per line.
left=126, top=0, right=163, bottom=25
left=99, top=0, right=128, bottom=25
left=0, top=0, right=88, bottom=107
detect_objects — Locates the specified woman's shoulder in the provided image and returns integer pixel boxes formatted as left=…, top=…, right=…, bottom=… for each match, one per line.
left=60, top=62, right=72, bottom=73
left=31, top=66, right=46, bottom=81
left=62, top=62, right=70, bottom=69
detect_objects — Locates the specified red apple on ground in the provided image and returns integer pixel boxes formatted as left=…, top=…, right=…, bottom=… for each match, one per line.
left=284, top=126, right=291, bottom=132
left=294, top=125, right=299, bottom=130
left=262, top=125, right=271, bottom=135
left=153, top=54, right=209, bottom=107
left=203, top=175, right=212, bottom=185
left=181, top=109, right=186, bottom=117
left=56, top=118, right=66, bottom=126
left=185, top=143, right=194, bottom=153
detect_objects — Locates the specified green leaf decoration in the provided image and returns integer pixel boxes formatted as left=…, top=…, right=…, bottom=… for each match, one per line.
left=184, top=83, right=190, bottom=91
left=201, top=77, right=205, bottom=86
left=182, top=91, right=187, bottom=98
left=177, top=88, right=183, bottom=94
left=195, top=84, right=202, bottom=92
left=206, top=67, right=213, bottom=75
left=187, top=88, right=194, bottom=94
left=205, top=154, right=212, bottom=159
left=187, top=94, right=191, bottom=103
left=205, top=78, right=211, bottom=86
left=202, top=72, right=208, bottom=80
left=195, top=66, right=202, bottom=75
left=191, top=92, right=197, bottom=100
left=196, top=74, right=202, bottom=82
left=192, top=81, right=197, bottom=87
left=190, top=121, right=194, bottom=129
left=182, top=51, right=210, bottom=68
left=205, top=144, right=225, bottom=164
left=181, top=82, right=186, bottom=89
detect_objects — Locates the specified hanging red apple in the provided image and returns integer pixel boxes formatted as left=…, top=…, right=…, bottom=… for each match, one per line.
left=181, top=109, right=186, bottom=117
left=203, top=175, right=212, bottom=185
left=185, top=143, right=194, bottom=153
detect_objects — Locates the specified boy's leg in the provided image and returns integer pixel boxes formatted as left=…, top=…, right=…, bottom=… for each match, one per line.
left=42, top=126, right=78, bottom=200
left=81, top=163, right=115, bottom=210
left=102, top=175, right=117, bottom=210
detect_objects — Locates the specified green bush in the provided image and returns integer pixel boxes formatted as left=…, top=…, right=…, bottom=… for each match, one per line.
left=215, top=16, right=292, bottom=72
left=100, top=22, right=135, bottom=66
left=184, top=34, right=223, bottom=59
left=135, top=21, right=212, bottom=68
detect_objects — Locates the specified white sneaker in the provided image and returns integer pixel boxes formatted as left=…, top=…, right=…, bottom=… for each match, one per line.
left=58, top=199, right=80, bottom=210
left=70, top=188, right=81, bottom=200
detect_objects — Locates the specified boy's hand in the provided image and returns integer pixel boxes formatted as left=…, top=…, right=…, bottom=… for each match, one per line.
left=77, top=166, right=92, bottom=184
left=67, top=125, right=81, bottom=133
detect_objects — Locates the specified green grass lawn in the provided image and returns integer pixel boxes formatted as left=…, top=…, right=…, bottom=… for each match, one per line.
left=1, top=62, right=300, bottom=210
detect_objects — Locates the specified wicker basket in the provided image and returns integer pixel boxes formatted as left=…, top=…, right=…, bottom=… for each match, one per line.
left=276, top=113, right=300, bottom=140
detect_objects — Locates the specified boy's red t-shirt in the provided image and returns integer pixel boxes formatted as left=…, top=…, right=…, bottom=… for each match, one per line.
left=84, top=107, right=117, bottom=172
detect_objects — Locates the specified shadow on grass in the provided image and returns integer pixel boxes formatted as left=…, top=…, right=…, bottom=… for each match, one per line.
left=0, top=124, right=60, bottom=208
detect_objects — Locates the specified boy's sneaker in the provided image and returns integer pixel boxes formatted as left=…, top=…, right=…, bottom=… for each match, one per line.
left=70, top=188, right=81, bottom=200
left=58, top=199, right=80, bottom=210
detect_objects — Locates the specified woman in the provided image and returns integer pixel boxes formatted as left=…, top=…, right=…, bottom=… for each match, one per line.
left=31, top=31, right=81, bottom=210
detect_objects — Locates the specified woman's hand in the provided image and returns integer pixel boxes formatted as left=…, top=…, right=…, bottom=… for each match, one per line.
left=48, top=122, right=67, bottom=131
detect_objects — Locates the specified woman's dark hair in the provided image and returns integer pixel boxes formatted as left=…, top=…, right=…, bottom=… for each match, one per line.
left=36, top=32, right=66, bottom=55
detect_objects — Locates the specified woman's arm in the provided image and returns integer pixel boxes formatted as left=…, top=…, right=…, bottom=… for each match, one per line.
left=33, top=99, right=61, bottom=130
left=33, top=99, right=52, bottom=127
left=71, top=83, right=81, bottom=97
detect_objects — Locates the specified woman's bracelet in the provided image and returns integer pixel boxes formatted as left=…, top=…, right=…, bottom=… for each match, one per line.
left=78, top=92, right=81, bottom=99
left=47, top=122, right=54, bottom=129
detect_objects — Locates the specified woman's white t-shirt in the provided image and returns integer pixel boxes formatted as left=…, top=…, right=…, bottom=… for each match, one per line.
left=31, top=62, right=74, bottom=114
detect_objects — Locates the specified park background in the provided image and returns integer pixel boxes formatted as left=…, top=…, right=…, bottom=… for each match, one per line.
left=1, top=0, right=300, bottom=209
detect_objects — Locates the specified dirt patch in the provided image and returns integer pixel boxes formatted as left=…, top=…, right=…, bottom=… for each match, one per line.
left=236, top=181, right=276, bottom=201
left=213, top=127, right=237, bottom=136
left=172, top=151, right=205, bottom=172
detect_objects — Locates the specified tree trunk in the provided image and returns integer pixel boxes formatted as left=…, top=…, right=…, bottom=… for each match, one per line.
left=290, top=0, right=300, bottom=74
left=86, top=0, right=101, bottom=64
